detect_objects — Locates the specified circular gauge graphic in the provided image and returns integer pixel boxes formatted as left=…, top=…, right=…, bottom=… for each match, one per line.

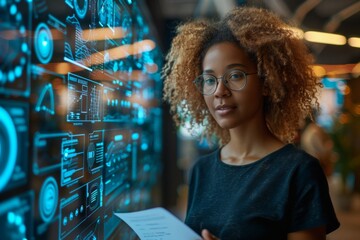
left=0, top=23, right=24, bottom=79
left=0, top=2, right=28, bottom=89
left=0, top=106, right=18, bottom=192
left=87, top=142, right=95, bottom=170
left=34, top=23, right=53, bottom=64
left=74, top=0, right=88, bottom=19
left=39, top=176, right=58, bottom=222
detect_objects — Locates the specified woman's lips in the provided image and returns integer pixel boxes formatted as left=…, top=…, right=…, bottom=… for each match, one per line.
left=215, top=105, right=236, bottom=115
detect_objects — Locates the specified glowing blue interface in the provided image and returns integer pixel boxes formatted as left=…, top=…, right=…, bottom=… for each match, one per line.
left=0, top=0, right=163, bottom=239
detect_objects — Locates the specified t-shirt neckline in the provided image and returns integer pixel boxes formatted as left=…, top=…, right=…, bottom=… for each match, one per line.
left=216, top=144, right=293, bottom=168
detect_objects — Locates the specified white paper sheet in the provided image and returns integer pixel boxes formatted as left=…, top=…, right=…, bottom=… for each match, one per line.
left=114, top=207, right=202, bottom=240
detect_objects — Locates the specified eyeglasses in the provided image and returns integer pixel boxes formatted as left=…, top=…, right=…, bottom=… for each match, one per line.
left=193, top=69, right=257, bottom=95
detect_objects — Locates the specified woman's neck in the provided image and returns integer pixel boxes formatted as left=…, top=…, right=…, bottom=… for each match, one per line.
left=221, top=122, right=284, bottom=165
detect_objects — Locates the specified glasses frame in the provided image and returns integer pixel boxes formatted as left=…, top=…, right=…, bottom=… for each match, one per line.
left=193, top=69, right=258, bottom=96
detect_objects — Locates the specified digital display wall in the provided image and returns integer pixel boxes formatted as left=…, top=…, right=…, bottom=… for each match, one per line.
left=0, top=0, right=163, bottom=239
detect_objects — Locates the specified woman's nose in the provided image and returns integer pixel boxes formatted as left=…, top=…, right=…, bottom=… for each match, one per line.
left=214, top=79, right=231, bottom=97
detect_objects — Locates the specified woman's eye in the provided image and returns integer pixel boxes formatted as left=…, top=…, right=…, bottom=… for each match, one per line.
left=204, top=78, right=216, bottom=85
left=231, top=74, right=240, bottom=79
left=229, top=73, right=243, bottom=80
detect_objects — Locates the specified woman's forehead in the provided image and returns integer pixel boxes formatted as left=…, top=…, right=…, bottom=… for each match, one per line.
left=202, top=42, right=255, bottom=72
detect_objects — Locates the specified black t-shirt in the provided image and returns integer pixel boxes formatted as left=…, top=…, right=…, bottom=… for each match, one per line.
left=185, top=144, right=340, bottom=240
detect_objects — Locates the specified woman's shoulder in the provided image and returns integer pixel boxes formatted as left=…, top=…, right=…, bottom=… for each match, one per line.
left=192, top=148, right=220, bottom=168
left=274, top=144, right=324, bottom=175
left=276, top=144, right=318, bottom=162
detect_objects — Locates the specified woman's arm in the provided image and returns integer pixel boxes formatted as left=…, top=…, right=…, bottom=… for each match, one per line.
left=201, top=229, right=220, bottom=240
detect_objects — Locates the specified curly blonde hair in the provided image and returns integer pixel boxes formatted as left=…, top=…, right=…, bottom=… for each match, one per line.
left=162, top=6, right=321, bottom=144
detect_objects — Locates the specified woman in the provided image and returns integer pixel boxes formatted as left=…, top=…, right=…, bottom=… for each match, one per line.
left=163, top=6, right=339, bottom=240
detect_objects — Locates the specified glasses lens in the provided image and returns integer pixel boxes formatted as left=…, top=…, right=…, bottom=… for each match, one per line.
left=195, top=75, right=217, bottom=95
left=225, top=70, right=246, bottom=90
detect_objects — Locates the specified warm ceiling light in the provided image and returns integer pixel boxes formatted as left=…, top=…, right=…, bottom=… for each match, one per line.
left=348, top=37, right=360, bottom=48
left=131, top=39, right=156, bottom=55
left=352, top=62, right=360, bottom=77
left=304, top=31, right=346, bottom=45
left=82, top=27, right=127, bottom=41
left=312, top=65, right=326, bottom=77
left=85, top=39, right=156, bottom=67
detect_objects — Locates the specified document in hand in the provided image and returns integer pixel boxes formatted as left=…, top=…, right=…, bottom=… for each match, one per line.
left=115, top=207, right=202, bottom=240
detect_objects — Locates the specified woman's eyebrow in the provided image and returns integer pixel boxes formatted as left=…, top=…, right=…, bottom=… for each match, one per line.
left=225, top=63, right=247, bottom=69
left=202, top=63, right=247, bottom=74
left=202, top=69, right=215, bottom=73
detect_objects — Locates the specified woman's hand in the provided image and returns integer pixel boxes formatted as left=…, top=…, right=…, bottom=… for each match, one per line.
left=201, top=229, right=220, bottom=240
